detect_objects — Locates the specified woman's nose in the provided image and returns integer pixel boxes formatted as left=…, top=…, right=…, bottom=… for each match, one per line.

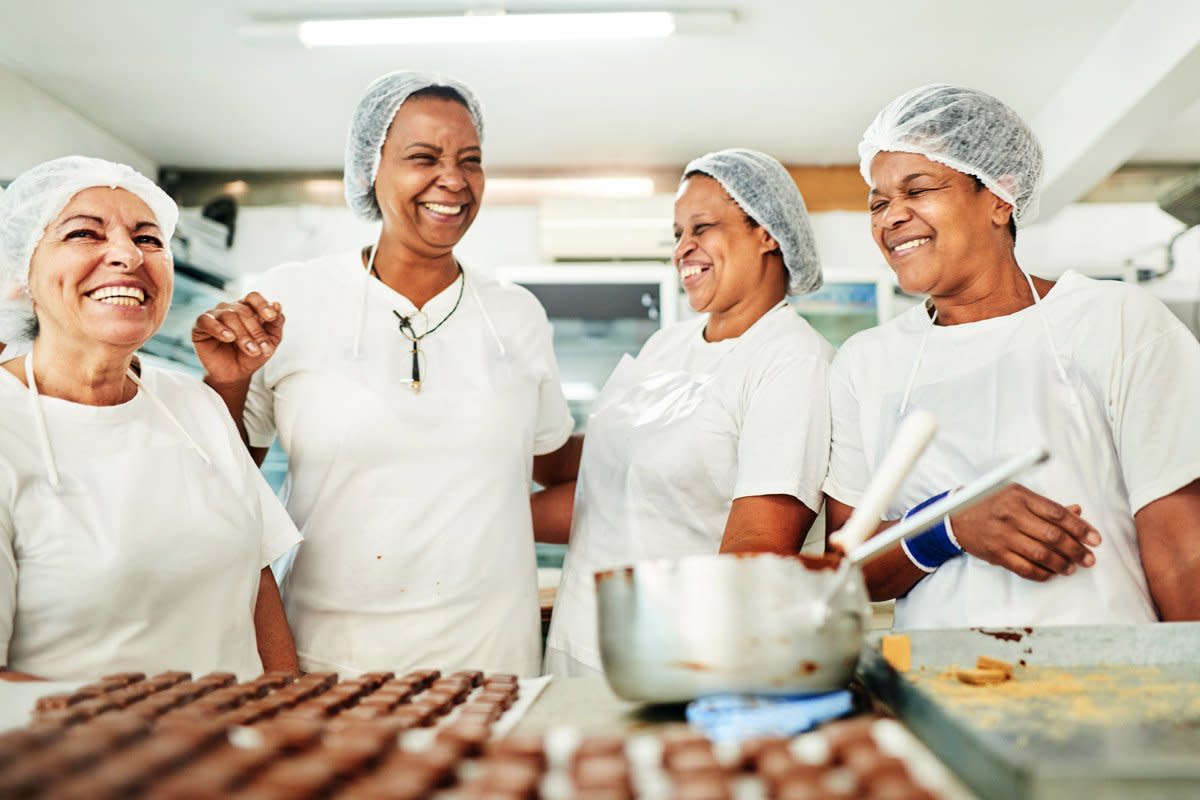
left=437, top=162, right=468, bottom=192
left=106, top=232, right=144, bottom=270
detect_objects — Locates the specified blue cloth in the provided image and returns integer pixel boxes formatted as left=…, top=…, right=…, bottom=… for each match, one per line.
left=686, top=690, right=854, bottom=742
left=901, top=490, right=963, bottom=570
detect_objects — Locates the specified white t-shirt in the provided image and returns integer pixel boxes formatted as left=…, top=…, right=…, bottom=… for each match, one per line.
left=546, top=304, right=835, bottom=672
left=826, top=271, right=1200, bottom=626
left=0, top=363, right=301, bottom=680
left=244, top=253, right=573, bottom=676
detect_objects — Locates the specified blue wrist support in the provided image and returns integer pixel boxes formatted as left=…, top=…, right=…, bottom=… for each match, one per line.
left=901, top=490, right=963, bottom=570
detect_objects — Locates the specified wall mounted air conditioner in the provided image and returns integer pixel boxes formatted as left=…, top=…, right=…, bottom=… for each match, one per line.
left=539, top=195, right=676, bottom=262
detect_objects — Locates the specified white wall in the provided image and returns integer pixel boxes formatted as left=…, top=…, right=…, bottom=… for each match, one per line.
left=223, top=204, right=540, bottom=279
left=223, top=199, right=1200, bottom=289
left=0, top=65, right=155, bottom=179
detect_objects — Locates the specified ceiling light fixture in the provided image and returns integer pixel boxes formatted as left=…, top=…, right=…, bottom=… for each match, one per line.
left=299, top=12, right=675, bottom=46
left=240, top=10, right=735, bottom=46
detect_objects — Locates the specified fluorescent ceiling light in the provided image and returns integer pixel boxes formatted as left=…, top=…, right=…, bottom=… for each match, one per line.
left=488, top=176, right=656, bottom=198
left=298, top=12, right=676, bottom=46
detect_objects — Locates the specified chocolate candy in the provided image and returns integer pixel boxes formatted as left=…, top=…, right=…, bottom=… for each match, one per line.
left=671, top=774, right=732, bottom=800
left=436, top=720, right=492, bottom=757
left=451, top=669, right=485, bottom=687
left=484, top=734, right=547, bottom=770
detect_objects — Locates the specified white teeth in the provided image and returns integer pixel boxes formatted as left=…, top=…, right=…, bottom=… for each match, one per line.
left=892, top=237, right=930, bottom=253
left=88, top=286, right=145, bottom=304
left=422, top=202, right=463, bottom=215
left=680, top=265, right=706, bottom=279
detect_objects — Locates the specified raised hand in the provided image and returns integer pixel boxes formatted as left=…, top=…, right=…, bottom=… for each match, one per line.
left=192, top=292, right=284, bottom=386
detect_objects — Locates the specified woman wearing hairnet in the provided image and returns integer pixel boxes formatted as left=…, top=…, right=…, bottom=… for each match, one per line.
left=0, top=156, right=301, bottom=681
left=542, top=149, right=835, bottom=677
left=825, top=84, right=1200, bottom=627
left=191, top=72, right=574, bottom=676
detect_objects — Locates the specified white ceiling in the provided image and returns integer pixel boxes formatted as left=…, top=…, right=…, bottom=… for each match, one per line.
left=0, top=0, right=1196, bottom=171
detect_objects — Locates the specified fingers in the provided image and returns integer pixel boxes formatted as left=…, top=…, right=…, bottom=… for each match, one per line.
left=1008, top=527, right=1076, bottom=577
left=192, top=308, right=237, bottom=344
left=192, top=296, right=282, bottom=356
left=996, top=549, right=1057, bottom=583
left=242, top=292, right=279, bottom=323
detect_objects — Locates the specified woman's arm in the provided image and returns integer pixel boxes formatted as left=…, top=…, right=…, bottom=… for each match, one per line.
left=720, top=494, right=815, bottom=554
left=531, top=480, right=576, bottom=545
left=193, top=293, right=283, bottom=465
left=828, top=487, right=1098, bottom=601
left=253, top=567, right=299, bottom=673
left=532, top=434, right=583, bottom=487
left=531, top=435, right=584, bottom=544
left=1136, top=478, right=1200, bottom=620
left=0, top=669, right=44, bottom=682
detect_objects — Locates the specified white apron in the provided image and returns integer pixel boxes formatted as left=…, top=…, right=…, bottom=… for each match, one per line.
left=882, top=275, right=1156, bottom=628
left=546, top=310, right=769, bottom=673
left=280, top=275, right=543, bottom=676
left=9, top=355, right=266, bottom=680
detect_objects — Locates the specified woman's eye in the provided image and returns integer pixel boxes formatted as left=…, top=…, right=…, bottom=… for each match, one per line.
left=408, top=154, right=437, bottom=163
left=694, top=223, right=710, bottom=234
left=65, top=229, right=100, bottom=240
left=869, top=201, right=888, bottom=214
left=136, top=235, right=164, bottom=248
left=462, top=156, right=482, bottom=166
left=907, top=188, right=930, bottom=197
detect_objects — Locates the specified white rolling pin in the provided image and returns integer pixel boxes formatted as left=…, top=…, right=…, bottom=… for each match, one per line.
left=829, top=409, right=937, bottom=554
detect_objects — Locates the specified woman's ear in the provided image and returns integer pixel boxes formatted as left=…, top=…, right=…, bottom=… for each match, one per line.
left=759, top=227, right=780, bottom=256
left=990, top=195, right=1014, bottom=229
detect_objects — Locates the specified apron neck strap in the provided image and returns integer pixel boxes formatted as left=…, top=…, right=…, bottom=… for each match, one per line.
left=899, top=270, right=1073, bottom=417
left=25, top=354, right=61, bottom=491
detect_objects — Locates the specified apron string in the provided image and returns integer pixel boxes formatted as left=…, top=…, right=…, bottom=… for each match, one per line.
left=898, top=272, right=1076, bottom=416
left=1020, top=269, right=1073, bottom=393
left=469, top=274, right=509, bottom=359
left=350, top=232, right=383, bottom=359
left=24, top=354, right=61, bottom=491
left=898, top=301, right=935, bottom=416
left=125, top=367, right=214, bottom=468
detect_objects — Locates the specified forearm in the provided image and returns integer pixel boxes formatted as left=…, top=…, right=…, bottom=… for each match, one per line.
left=532, top=481, right=576, bottom=545
left=860, top=544, right=931, bottom=601
left=253, top=567, right=299, bottom=673
left=0, top=669, right=45, bottom=682
left=203, top=375, right=252, bottom=446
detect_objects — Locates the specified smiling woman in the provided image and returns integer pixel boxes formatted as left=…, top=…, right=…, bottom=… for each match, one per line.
left=825, top=84, right=1200, bottom=629
left=0, top=156, right=301, bottom=681
left=542, top=149, right=835, bottom=677
left=191, top=72, right=574, bottom=676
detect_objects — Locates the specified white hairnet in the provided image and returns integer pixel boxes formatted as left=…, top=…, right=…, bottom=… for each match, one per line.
left=0, top=155, right=178, bottom=343
left=858, top=84, right=1044, bottom=226
left=344, top=71, right=485, bottom=222
left=683, top=148, right=822, bottom=295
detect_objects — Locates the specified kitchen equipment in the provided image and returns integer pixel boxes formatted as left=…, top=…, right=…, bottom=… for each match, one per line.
left=859, top=623, right=1200, bottom=800
left=596, top=445, right=1049, bottom=703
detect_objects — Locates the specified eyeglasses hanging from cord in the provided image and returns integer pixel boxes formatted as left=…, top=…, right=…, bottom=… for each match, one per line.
left=391, top=266, right=466, bottom=393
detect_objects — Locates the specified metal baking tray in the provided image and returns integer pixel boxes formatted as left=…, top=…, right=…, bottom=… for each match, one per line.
left=858, top=623, right=1200, bottom=800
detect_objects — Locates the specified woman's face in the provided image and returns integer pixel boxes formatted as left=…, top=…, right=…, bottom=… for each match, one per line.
left=868, top=151, right=1013, bottom=296
left=27, top=187, right=173, bottom=350
left=673, top=175, right=781, bottom=314
left=374, top=95, right=484, bottom=258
